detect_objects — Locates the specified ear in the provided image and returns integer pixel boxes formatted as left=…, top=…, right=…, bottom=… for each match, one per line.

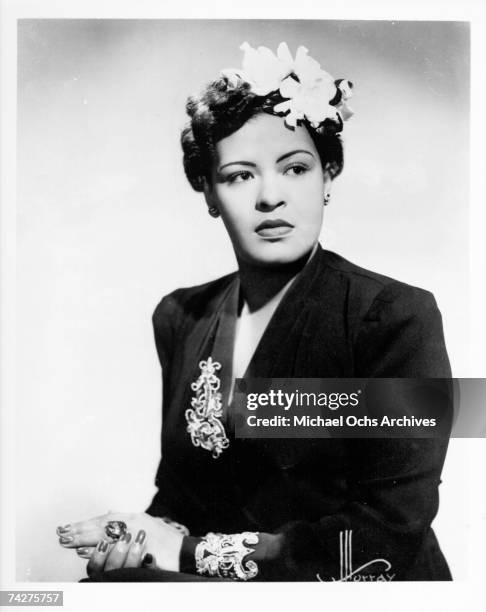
left=323, top=164, right=333, bottom=194
left=202, top=177, right=221, bottom=218
left=202, top=177, right=216, bottom=207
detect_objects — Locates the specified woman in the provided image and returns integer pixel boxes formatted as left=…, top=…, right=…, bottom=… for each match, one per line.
left=57, top=42, right=452, bottom=581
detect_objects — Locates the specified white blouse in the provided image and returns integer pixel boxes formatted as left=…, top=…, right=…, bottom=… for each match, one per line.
left=228, top=245, right=318, bottom=404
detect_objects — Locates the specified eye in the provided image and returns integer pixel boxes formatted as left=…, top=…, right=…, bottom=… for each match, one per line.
left=285, top=164, right=309, bottom=176
left=226, top=170, right=254, bottom=184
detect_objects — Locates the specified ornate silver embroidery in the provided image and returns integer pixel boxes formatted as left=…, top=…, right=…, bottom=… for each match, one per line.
left=186, top=357, right=230, bottom=458
left=195, top=532, right=259, bottom=580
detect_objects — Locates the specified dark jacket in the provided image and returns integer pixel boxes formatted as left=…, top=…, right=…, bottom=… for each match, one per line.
left=146, top=245, right=452, bottom=581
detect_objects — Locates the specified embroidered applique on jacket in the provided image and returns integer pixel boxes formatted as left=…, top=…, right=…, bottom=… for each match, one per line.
left=186, top=357, right=229, bottom=458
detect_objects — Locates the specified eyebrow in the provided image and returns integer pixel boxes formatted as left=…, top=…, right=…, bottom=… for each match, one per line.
left=218, top=161, right=257, bottom=172
left=218, top=149, right=315, bottom=172
left=276, top=149, right=315, bottom=163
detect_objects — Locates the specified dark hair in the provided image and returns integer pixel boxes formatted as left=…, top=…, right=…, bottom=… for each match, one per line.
left=181, top=76, right=344, bottom=192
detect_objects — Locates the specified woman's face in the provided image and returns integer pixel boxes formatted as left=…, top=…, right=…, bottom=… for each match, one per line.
left=205, top=113, right=330, bottom=267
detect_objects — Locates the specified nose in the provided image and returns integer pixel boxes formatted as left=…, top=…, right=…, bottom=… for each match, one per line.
left=256, top=174, right=286, bottom=212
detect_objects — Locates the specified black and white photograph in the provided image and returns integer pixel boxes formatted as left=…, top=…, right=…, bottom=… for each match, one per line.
left=1, top=2, right=486, bottom=611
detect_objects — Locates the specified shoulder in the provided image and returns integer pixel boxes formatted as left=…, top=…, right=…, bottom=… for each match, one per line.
left=318, top=251, right=452, bottom=376
left=316, top=248, right=439, bottom=322
left=152, top=271, right=237, bottom=328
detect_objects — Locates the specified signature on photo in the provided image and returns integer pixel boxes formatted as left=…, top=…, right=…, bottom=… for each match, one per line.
left=316, top=530, right=395, bottom=582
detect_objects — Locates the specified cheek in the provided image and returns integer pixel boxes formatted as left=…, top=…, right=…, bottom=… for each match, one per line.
left=290, top=179, right=325, bottom=224
left=301, top=205, right=324, bottom=234
left=217, top=207, right=254, bottom=252
left=215, top=188, right=256, bottom=235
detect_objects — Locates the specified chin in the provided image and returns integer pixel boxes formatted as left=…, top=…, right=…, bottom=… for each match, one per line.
left=242, top=240, right=315, bottom=267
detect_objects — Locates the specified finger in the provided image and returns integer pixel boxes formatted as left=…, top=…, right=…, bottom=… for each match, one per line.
left=57, top=521, right=104, bottom=543
left=59, top=528, right=104, bottom=549
left=76, top=547, right=95, bottom=559
left=87, top=540, right=111, bottom=576
left=123, top=530, right=146, bottom=568
left=58, top=512, right=130, bottom=536
left=104, top=532, right=133, bottom=572
left=56, top=518, right=100, bottom=536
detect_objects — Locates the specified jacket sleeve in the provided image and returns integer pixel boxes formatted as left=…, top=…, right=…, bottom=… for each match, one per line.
left=180, top=283, right=453, bottom=580
left=145, top=292, right=185, bottom=523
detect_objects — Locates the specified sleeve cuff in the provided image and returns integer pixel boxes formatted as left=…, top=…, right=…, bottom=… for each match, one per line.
left=179, top=536, right=203, bottom=574
left=179, top=532, right=285, bottom=578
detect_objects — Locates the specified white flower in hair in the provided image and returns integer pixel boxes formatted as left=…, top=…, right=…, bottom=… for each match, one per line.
left=221, top=42, right=354, bottom=130
left=335, top=79, right=354, bottom=121
left=274, top=46, right=338, bottom=127
left=222, top=42, right=293, bottom=96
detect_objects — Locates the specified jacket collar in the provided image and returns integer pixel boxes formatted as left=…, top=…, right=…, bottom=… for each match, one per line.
left=243, top=242, right=329, bottom=378
left=187, top=243, right=331, bottom=391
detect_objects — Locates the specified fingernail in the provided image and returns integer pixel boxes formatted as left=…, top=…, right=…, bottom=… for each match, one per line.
left=59, top=536, right=73, bottom=544
left=135, top=530, right=146, bottom=545
left=120, top=532, right=132, bottom=544
left=76, top=548, right=89, bottom=555
left=56, top=525, right=71, bottom=534
left=142, top=553, right=153, bottom=565
left=97, top=540, right=109, bottom=553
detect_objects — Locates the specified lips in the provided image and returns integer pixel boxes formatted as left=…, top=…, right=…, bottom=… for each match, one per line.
left=255, top=219, right=294, bottom=238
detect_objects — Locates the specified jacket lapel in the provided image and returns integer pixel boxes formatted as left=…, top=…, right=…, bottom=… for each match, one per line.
left=244, top=244, right=330, bottom=378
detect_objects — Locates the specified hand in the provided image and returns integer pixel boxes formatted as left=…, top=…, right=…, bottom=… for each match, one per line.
left=86, top=529, right=155, bottom=576
left=57, top=512, right=184, bottom=572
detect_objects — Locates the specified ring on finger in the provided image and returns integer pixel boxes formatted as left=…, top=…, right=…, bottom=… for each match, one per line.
left=104, top=520, right=128, bottom=541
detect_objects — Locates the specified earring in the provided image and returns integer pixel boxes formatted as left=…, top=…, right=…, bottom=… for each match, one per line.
left=323, top=193, right=331, bottom=206
left=208, top=206, right=220, bottom=218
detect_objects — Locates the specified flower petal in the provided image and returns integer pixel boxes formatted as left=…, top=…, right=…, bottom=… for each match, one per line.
left=337, top=79, right=354, bottom=100
left=240, top=41, right=253, bottom=54
left=277, top=42, right=294, bottom=65
left=293, top=46, right=324, bottom=85
left=240, top=42, right=261, bottom=76
left=336, top=102, right=354, bottom=121
left=257, top=45, right=279, bottom=62
left=273, top=100, right=292, bottom=114
left=220, top=69, right=241, bottom=88
left=285, top=111, right=298, bottom=127
left=295, top=45, right=310, bottom=63
left=252, top=82, right=278, bottom=96
left=313, top=78, right=337, bottom=104
left=279, top=76, right=300, bottom=99
left=239, top=41, right=291, bottom=95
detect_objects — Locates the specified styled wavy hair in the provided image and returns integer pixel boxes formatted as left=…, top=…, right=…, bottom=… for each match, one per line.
left=181, top=75, right=345, bottom=193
